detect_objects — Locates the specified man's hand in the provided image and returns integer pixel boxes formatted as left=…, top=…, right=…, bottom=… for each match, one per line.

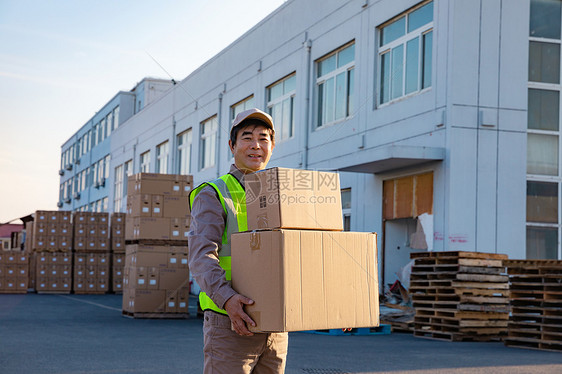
left=224, top=294, right=256, bottom=336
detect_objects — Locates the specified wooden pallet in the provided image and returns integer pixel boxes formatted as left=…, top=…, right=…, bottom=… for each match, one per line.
left=122, top=311, right=189, bottom=319
left=410, top=251, right=509, bottom=342
left=0, top=290, right=28, bottom=294
left=37, top=290, right=71, bottom=294
left=73, top=291, right=108, bottom=295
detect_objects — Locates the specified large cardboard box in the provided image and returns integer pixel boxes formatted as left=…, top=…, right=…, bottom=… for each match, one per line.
left=125, top=217, right=173, bottom=240
left=245, top=167, right=343, bottom=231
left=127, top=173, right=193, bottom=197
left=231, top=230, right=379, bottom=333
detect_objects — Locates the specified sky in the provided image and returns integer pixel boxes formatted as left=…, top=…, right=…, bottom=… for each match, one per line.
left=0, top=0, right=286, bottom=224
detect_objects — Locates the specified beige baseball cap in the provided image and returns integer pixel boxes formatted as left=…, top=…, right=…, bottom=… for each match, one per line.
left=230, top=108, right=275, bottom=137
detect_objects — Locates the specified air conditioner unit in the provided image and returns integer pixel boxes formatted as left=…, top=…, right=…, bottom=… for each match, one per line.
left=57, top=201, right=63, bottom=208
left=100, top=178, right=106, bottom=187
left=94, top=181, right=100, bottom=189
left=64, top=197, right=71, bottom=204
left=58, top=169, right=65, bottom=176
left=65, top=163, right=73, bottom=171
left=75, top=158, right=81, bottom=165
left=73, top=192, right=81, bottom=200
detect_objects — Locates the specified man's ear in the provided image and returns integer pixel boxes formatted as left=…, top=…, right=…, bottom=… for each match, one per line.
left=229, top=139, right=234, bottom=154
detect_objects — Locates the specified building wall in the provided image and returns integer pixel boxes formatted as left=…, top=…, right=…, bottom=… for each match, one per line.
left=60, top=0, right=538, bottom=274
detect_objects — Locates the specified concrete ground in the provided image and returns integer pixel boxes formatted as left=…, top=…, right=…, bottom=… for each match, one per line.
left=1, top=293, right=562, bottom=374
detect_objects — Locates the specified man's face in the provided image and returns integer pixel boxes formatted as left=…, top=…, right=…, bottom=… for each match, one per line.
left=229, top=124, right=275, bottom=173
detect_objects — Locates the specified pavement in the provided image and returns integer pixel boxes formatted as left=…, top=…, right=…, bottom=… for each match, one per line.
left=1, top=293, right=562, bottom=374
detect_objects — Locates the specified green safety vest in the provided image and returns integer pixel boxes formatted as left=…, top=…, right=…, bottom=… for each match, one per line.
left=189, top=173, right=247, bottom=315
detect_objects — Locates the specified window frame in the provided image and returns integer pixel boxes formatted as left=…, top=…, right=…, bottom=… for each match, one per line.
left=199, top=116, right=218, bottom=170
left=177, top=129, right=193, bottom=175
left=156, top=141, right=169, bottom=174
left=377, top=0, right=434, bottom=106
left=267, top=73, right=296, bottom=142
left=315, top=41, right=356, bottom=129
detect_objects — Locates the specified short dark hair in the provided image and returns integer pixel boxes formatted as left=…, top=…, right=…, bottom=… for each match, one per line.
left=230, top=119, right=275, bottom=146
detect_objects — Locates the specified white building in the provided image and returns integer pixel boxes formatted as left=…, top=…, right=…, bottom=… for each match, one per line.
left=60, top=0, right=561, bottom=287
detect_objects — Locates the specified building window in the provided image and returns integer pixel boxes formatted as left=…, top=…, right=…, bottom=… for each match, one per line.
left=114, top=165, right=124, bottom=213
left=178, top=129, right=192, bottom=175
left=341, top=188, right=351, bottom=231
left=267, top=74, right=296, bottom=141
left=316, top=42, right=355, bottom=127
left=200, top=116, right=218, bottom=170
left=378, top=1, right=433, bottom=105
left=113, top=106, right=120, bottom=129
left=104, top=155, right=110, bottom=180
left=231, top=96, right=255, bottom=123
left=140, top=151, right=150, bottom=173
left=527, top=0, right=562, bottom=260
left=156, top=141, right=169, bottom=174
left=106, top=111, right=113, bottom=137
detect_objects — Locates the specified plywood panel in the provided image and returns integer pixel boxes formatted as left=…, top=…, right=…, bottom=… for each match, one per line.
left=414, top=172, right=433, bottom=216
left=383, top=180, right=395, bottom=220
left=394, top=176, right=414, bottom=219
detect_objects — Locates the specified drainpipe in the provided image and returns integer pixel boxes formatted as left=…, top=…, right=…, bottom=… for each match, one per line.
left=216, top=91, right=224, bottom=178
left=303, top=34, right=312, bottom=170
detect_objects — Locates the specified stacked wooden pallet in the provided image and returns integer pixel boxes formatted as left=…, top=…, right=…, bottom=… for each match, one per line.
left=410, top=251, right=509, bottom=341
left=504, top=260, right=562, bottom=352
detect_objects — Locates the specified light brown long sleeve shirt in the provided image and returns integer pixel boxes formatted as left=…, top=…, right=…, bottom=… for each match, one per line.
left=187, top=164, right=247, bottom=310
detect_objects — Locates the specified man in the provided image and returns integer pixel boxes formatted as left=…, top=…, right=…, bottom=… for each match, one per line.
left=188, top=108, right=289, bottom=373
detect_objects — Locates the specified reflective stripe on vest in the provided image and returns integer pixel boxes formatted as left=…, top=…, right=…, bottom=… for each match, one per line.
left=189, top=173, right=246, bottom=315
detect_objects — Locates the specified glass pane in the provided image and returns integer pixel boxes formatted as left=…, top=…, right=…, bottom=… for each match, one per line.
left=347, top=68, right=354, bottom=116
left=284, top=75, right=296, bottom=93
left=391, top=45, right=404, bottom=99
left=422, top=31, right=432, bottom=89
left=317, top=82, right=324, bottom=126
left=319, top=54, right=336, bottom=77
left=341, top=189, right=351, bottom=209
left=405, top=37, right=420, bottom=94
left=272, top=102, right=283, bottom=138
left=380, top=52, right=391, bottom=104
left=281, top=97, right=291, bottom=140
left=527, top=227, right=558, bottom=259
left=530, top=0, right=561, bottom=39
left=408, top=1, right=433, bottom=32
left=528, top=89, right=559, bottom=131
left=529, top=42, right=560, bottom=84
left=269, top=81, right=283, bottom=102
left=338, top=43, right=355, bottom=68
left=527, top=181, right=558, bottom=223
left=381, top=16, right=406, bottom=45
left=324, top=77, right=335, bottom=124
left=335, top=71, right=346, bottom=120
left=527, top=133, right=559, bottom=175
left=245, top=97, right=254, bottom=110
left=344, top=215, right=351, bottom=232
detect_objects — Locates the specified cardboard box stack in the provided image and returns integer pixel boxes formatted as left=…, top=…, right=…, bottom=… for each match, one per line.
left=122, top=173, right=192, bottom=318
left=0, top=250, right=29, bottom=293
left=72, top=212, right=110, bottom=294
left=110, top=213, right=126, bottom=293
left=231, top=167, right=380, bottom=333
left=32, top=210, right=72, bottom=293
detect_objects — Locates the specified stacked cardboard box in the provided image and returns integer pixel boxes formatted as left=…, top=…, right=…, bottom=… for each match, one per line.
left=125, top=173, right=192, bottom=241
left=32, top=210, right=72, bottom=294
left=122, top=244, right=189, bottom=316
left=0, top=250, right=29, bottom=293
left=231, top=167, right=380, bottom=333
left=123, top=173, right=192, bottom=318
left=110, top=213, right=126, bottom=293
left=35, top=252, right=72, bottom=293
left=73, top=212, right=110, bottom=294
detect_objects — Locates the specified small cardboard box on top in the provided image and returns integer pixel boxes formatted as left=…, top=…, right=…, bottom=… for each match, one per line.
left=245, top=167, right=343, bottom=231
left=231, top=230, right=379, bottom=333
left=127, top=173, right=193, bottom=197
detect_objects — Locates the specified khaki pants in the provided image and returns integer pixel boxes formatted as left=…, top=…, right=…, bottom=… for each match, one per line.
left=203, top=311, right=289, bottom=374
